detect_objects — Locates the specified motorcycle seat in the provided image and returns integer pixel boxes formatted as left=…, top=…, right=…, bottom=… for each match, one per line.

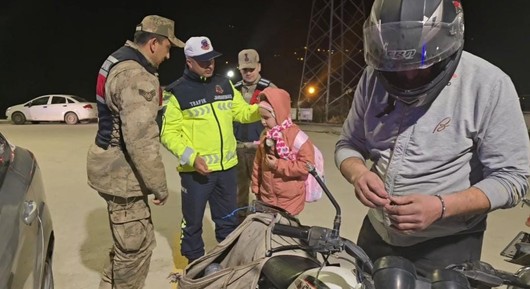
left=261, top=255, right=321, bottom=288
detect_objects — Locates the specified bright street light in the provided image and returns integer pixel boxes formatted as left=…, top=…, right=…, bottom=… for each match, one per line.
left=226, top=70, right=235, bottom=78
left=307, top=86, right=316, bottom=95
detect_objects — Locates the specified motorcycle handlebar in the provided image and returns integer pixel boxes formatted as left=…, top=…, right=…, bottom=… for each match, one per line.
left=343, top=239, right=374, bottom=274
left=272, top=223, right=376, bottom=276
left=272, top=223, right=311, bottom=241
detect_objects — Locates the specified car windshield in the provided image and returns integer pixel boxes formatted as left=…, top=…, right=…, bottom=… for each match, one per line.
left=70, top=95, right=89, bottom=103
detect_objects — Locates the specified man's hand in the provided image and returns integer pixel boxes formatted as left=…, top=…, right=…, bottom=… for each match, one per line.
left=384, top=194, right=442, bottom=232
left=194, top=154, right=211, bottom=175
left=152, top=194, right=168, bottom=206
left=354, top=170, right=390, bottom=208
left=340, top=157, right=389, bottom=208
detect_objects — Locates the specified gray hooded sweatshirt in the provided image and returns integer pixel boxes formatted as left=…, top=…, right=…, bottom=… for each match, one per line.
left=335, top=51, right=530, bottom=246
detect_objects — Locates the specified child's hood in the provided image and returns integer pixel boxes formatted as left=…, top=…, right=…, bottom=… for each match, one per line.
left=259, top=87, right=292, bottom=124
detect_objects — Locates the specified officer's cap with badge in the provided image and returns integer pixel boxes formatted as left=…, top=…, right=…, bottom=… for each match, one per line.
left=238, top=49, right=260, bottom=69
left=184, top=36, right=223, bottom=61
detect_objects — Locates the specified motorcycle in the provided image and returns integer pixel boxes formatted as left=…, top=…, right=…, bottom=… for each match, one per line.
left=258, top=165, right=530, bottom=289
left=255, top=164, right=468, bottom=289
left=173, top=164, right=530, bottom=289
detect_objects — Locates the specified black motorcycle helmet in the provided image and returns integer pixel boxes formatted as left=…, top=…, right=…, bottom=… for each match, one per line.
left=363, top=0, right=465, bottom=102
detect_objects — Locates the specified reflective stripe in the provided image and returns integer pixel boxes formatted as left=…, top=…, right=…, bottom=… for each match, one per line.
left=258, top=78, right=271, bottom=87
left=99, top=56, right=119, bottom=75
left=180, top=147, right=195, bottom=165
left=188, top=106, right=211, bottom=117
left=226, top=151, right=236, bottom=161
left=234, top=80, right=243, bottom=90
left=179, top=219, right=186, bottom=245
left=202, top=154, right=221, bottom=165
left=217, top=102, right=232, bottom=110
left=108, top=55, right=119, bottom=64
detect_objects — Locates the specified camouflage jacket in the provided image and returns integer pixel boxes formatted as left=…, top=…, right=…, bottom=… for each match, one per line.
left=87, top=42, right=168, bottom=200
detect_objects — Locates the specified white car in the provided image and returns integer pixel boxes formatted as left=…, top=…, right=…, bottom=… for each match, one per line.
left=5, top=94, right=98, bottom=125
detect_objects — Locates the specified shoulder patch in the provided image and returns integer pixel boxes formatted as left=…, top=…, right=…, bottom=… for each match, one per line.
left=215, top=85, right=225, bottom=94
left=139, top=89, right=156, bottom=101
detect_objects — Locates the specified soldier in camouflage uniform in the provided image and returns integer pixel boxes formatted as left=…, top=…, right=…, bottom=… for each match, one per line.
left=86, top=15, right=184, bottom=289
left=233, top=49, right=276, bottom=223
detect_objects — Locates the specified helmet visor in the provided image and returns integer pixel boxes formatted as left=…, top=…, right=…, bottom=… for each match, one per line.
left=364, top=17, right=464, bottom=71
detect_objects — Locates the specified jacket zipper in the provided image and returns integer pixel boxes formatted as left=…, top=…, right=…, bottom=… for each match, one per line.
left=211, top=103, right=224, bottom=170
left=382, top=103, right=410, bottom=196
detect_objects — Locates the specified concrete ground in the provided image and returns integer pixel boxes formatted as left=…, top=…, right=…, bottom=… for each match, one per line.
left=0, top=122, right=527, bottom=289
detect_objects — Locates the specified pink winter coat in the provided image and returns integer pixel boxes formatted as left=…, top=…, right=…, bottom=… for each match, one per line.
left=251, top=88, right=315, bottom=215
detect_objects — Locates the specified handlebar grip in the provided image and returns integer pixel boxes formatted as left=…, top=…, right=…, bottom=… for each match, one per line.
left=272, top=223, right=310, bottom=241
left=343, top=239, right=374, bottom=274
left=495, top=269, right=530, bottom=289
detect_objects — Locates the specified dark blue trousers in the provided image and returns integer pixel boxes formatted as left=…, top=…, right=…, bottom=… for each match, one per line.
left=179, top=167, right=238, bottom=261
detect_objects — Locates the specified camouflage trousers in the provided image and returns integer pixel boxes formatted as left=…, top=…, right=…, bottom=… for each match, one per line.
left=98, top=193, right=156, bottom=289
left=236, top=146, right=257, bottom=223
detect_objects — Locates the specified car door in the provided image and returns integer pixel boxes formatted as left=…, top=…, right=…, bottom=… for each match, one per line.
left=48, top=96, right=68, bottom=121
left=0, top=135, right=39, bottom=289
left=26, top=96, right=51, bottom=121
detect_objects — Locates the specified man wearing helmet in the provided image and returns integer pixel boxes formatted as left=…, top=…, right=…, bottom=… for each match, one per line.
left=335, top=0, right=530, bottom=276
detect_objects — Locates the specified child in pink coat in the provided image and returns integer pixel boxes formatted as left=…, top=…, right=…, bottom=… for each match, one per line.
left=251, top=87, right=315, bottom=215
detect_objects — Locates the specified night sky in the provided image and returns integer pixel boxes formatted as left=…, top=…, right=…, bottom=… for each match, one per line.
left=1, top=0, right=529, bottom=115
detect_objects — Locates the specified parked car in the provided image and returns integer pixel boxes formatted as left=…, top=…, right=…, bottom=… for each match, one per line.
left=0, top=133, right=54, bottom=289
left=5, top=94, right=97, bottom=125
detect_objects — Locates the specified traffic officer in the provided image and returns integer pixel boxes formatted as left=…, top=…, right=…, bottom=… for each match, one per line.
left=86, top=15, right=184, bottom=289
left=161, top=37, right=261, bottom=263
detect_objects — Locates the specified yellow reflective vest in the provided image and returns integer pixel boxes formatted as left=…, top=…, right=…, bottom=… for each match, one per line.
left=161, top=69, right=260, bottom=172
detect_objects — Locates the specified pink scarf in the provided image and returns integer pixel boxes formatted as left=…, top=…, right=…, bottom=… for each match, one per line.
left=265, top=118, right=296, bottom=160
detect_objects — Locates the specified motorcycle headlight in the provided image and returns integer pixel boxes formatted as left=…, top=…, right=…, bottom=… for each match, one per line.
left=373, top=256, right=417, bottom=289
